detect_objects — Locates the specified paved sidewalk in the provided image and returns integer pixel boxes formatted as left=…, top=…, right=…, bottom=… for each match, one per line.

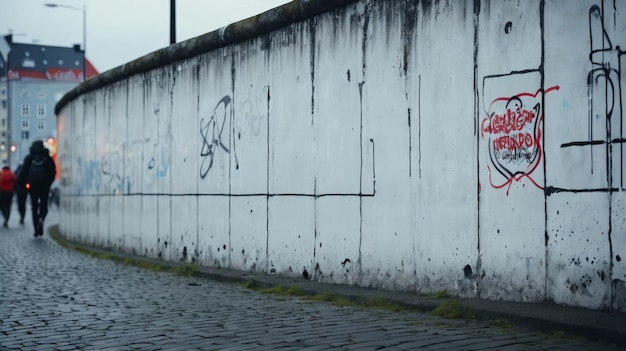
left=1, top=206, right=625, bottom=350
left=73, top=249, right=626, bottom=347
left=191, top=267, right=626, bottom=346
left=47, top=216, right=626, bottom=348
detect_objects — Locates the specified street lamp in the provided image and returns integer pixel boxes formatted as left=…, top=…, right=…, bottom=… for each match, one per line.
left=44, top=3, right=86, bottom=82
left=170, top=0, right=176, bottom=44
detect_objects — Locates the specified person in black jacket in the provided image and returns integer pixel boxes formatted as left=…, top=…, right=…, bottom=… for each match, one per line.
left=19, top=140, right=56, bottom=237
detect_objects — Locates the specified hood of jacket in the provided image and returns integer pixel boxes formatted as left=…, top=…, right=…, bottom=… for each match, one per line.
left=29, top=140, right=49, bottom=156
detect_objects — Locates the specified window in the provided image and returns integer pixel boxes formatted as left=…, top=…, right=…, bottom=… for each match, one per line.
left=37, top=120, right=45, bottom=131
left=1, top=101, right=5, bottom=109
left=21, top=104, right=29, bottom=116
left=21, top=131, right=29, bottom=140
left=37, top=104, right=46, bottom=117
left=21, top=119, right=29, bottom=130
left=37, top=92, right=46, bottom=99
left=1, top=118, right=5, bottom=127
left=21, top=90, right=28, bottom=98
left=22, top=58, right=35, bottom=68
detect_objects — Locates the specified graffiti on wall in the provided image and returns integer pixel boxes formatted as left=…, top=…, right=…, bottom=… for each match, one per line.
left=101, top=149, right=131, bottom=195
left=238, top=94, right=266, bottom=138
left=199, top=95, right=238, bottom=178
left=197, top=91, right=376, bottom=197
left=77, top=157, right=100, bottom=194
left=146, top=142, right=170, bottom=179
left=147, top=102, right=173, bottom=181
left=481, top=73, right=559, bottom=194
left=77, top=153, right=131, bottom=195
left=559, top=4, right=625, bottom=190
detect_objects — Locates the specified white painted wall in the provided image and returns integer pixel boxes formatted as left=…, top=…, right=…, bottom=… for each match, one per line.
left=56, top=0, right=626, bottom=311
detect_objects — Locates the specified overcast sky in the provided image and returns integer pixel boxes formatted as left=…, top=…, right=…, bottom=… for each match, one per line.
left=1, top=0, right=292, bottom=73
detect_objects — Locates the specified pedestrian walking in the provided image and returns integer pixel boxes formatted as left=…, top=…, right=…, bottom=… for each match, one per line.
left=0, top=165, right=16, bottom=228
left=13, top=164, right=27, bottom=225
left=19, top=141, right=56, bottom=237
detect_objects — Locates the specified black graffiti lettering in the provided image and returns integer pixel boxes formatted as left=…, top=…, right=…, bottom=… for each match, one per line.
left=496, top=147, right=537, bottom=165
left=100, top=152, right=129, bottom=194
left=560, top=5, right=625, bottom=187
left=200, top=96, right=232, bottom=179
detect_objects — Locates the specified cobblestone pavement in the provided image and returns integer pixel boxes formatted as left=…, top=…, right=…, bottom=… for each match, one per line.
left=1, top=209, right=623, bottom=350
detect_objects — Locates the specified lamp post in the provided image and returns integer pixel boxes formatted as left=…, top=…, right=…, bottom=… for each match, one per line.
left=170, top=0, right=176, bottom=44
left=44, top=3, right=86, bottom=82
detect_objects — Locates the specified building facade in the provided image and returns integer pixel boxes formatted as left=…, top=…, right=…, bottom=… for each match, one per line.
left=0, top=79, right=7, bottom=165
left=0, top=36, right=10, bottom=165
left=1, top=34, right=97, bottom=168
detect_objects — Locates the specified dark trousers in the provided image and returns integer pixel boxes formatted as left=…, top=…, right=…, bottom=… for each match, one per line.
left=0, top=191, right=13, bottom=224
left=16, top=190, right=27, bottom=221
left=29, top=186, right=50, bottom=229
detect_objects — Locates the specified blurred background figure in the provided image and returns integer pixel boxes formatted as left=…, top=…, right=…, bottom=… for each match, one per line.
left=18, top=141, right=56, bottom=237
left=13, top=164, right=27, bottom=225
left=49, top=180, right=60, bottom=208
left=0, top=165, right=16, bottom=227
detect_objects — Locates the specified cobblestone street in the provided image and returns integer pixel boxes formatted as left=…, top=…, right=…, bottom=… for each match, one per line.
left=0, top=209, right=623, bottom=350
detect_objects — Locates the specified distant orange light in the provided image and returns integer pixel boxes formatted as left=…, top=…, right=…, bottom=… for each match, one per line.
left=26, top=183, right=30, bottom=190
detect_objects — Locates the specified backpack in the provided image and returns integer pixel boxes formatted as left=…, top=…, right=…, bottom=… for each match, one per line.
left=28, top=154, right=48, bottom=185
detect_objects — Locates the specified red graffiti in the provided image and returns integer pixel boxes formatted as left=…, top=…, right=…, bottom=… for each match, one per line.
left=493, top=132, right=534, bottom=151
left=481, top=85, right=559, bottom=195
left=484, top=108, right=536, bottom=135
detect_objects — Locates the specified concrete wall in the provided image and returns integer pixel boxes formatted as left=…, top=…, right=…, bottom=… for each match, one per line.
left=55, top=0, right=626, bottom=311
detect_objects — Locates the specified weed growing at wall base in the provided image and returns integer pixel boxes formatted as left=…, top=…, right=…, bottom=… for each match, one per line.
left=49, top=225, right=190, bottom=276
left=249, top=284, right=404, bottom=312
left=488, top=319, right=516, bottom=329
left=428, top=290, right=450, bottom=299
left=242, top=279, right=259, bottom=289
left=429, top=301, right=476, bottom=319
left=261, top=284, right=305, bottom=296
left=362, top=296, right=403, bottom=312
left=308, top=292, right=355, bottom=307
left=172, top=264, right=199, bottom=277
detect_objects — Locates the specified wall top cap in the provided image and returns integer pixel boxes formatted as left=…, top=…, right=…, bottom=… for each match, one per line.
left=54, top=0, right=358, bottom=115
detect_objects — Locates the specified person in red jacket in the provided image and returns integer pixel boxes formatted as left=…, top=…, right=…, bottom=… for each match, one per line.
left=0, top=165, right=16, bottom=228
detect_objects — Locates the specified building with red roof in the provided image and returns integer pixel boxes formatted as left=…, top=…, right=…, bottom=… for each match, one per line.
left=0, top=34, right=98, bottom=168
